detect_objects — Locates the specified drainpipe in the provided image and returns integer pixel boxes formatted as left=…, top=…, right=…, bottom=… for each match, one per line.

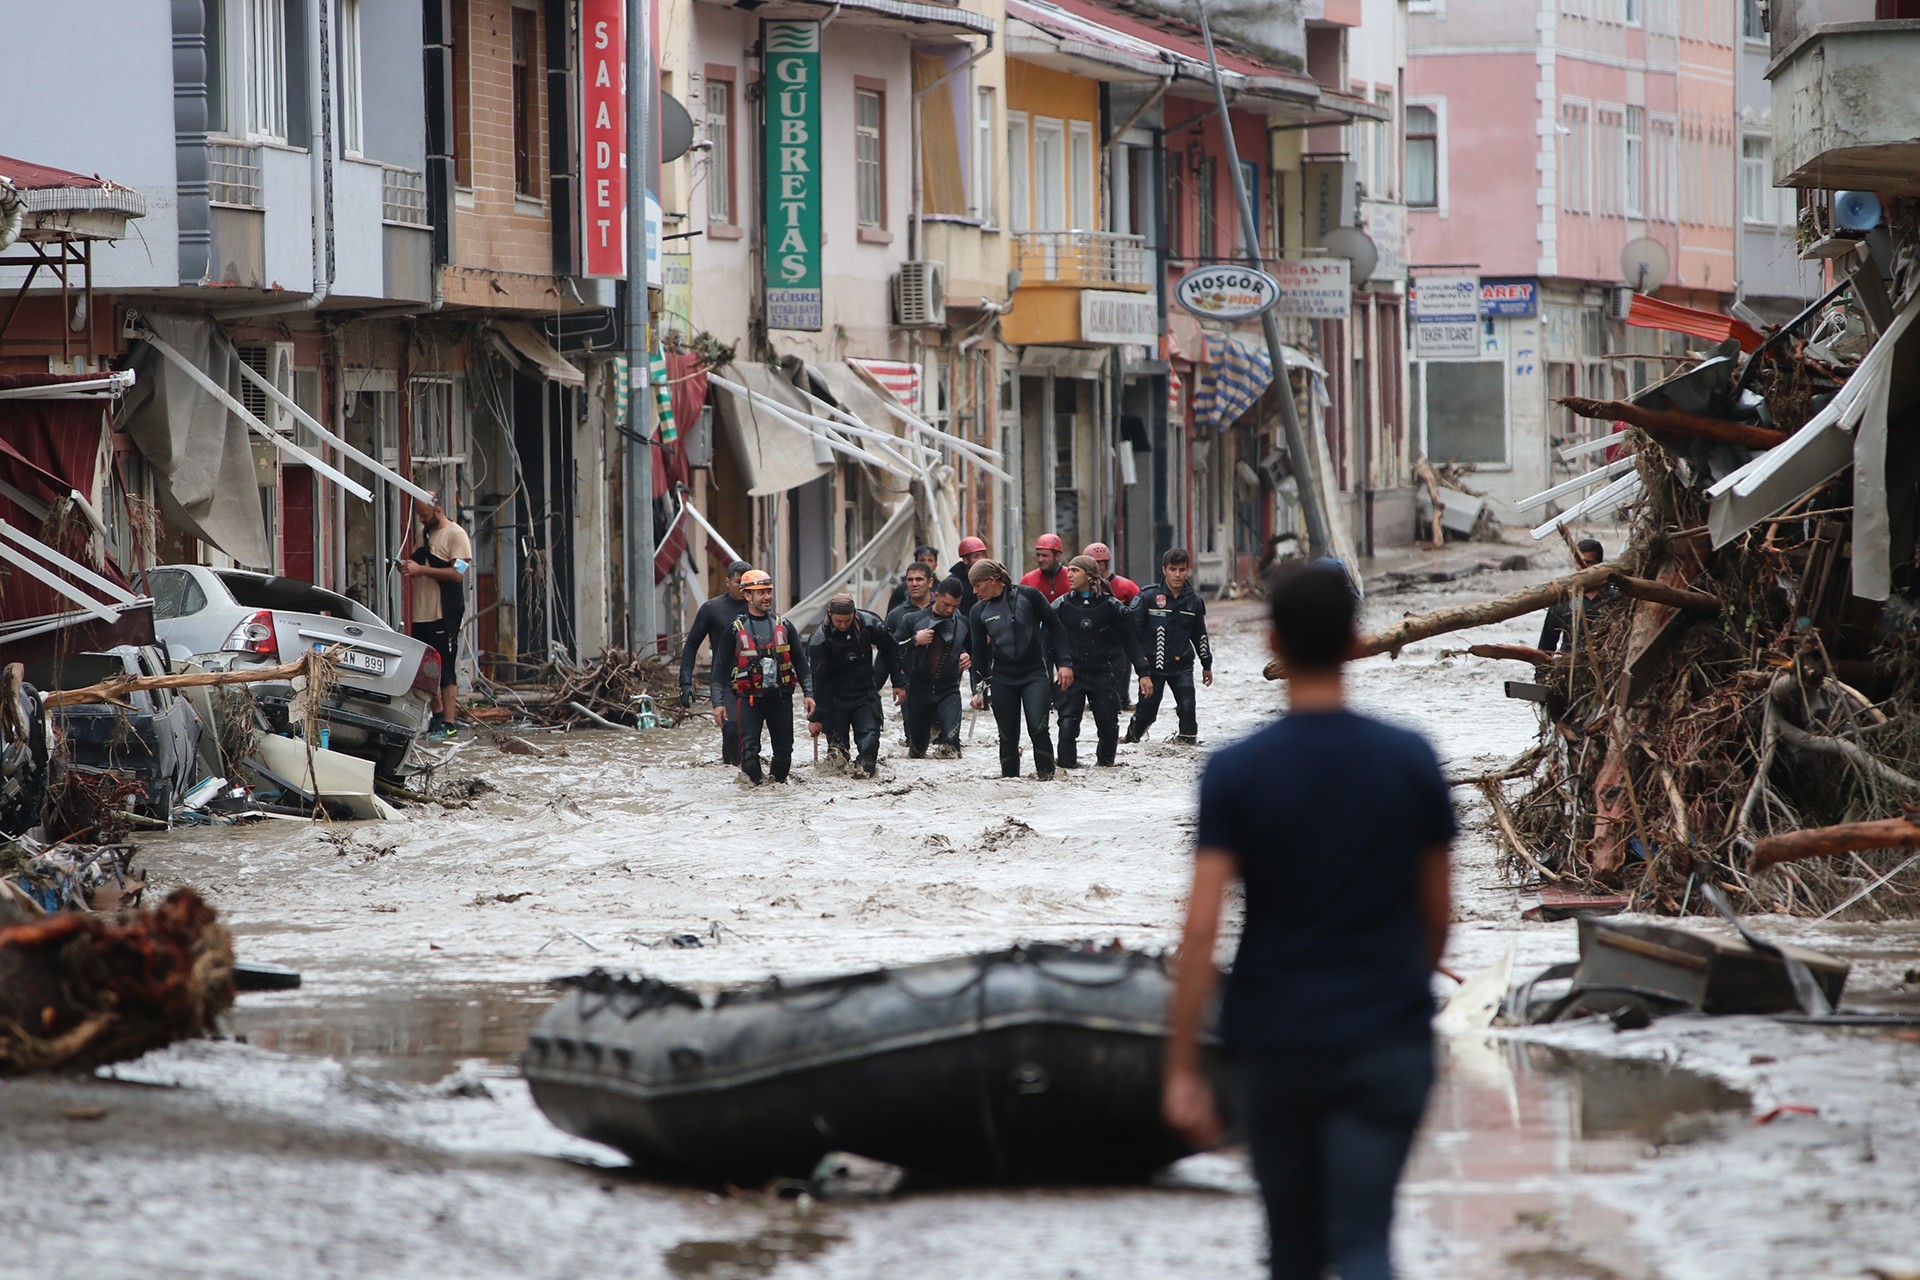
left=218, top=0, right=334, bottom=318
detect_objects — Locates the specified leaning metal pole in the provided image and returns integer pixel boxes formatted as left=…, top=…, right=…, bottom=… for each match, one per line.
left=1190, top=0, right=1334, bottom=560
left=626, top=0, right=659, bottom=650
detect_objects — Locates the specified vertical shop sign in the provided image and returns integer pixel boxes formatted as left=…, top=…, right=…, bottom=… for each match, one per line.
left=763, top=21, right=823, bottom=331
left=580, top=0, right=626, bottom=278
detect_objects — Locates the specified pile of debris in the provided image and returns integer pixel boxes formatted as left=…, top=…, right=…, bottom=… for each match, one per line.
left=478, top=648, right=686, bottom=731
left=1487, top=275, right=1920, bottom=917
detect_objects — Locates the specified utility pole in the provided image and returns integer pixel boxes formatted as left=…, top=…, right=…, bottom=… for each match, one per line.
left=1190, top=0, right=1334, bottom=560
left=625, top=0, right=658, bottom=650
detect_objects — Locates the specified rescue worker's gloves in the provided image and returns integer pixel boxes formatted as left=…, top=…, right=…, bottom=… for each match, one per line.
left=680, top=686, right=695, bottom=708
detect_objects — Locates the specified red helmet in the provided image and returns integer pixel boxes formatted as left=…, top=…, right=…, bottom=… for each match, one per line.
left=958, top=536, right=988, bottom=557
left=1035, top=533, right=1065, bottom=553
left=1083, top=542, right=1112, bottom=562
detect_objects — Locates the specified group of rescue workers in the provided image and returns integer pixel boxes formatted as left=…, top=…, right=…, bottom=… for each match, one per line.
left=678, top=536, right=1214, bottom=785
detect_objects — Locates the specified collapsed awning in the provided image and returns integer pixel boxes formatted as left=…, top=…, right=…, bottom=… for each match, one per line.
left=709, top=364, right=834, bottom=496
left=491, top=321, right=585, bottom=387
left=1707, top=289, right=1920, bottom=600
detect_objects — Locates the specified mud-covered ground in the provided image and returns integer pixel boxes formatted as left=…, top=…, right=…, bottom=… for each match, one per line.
left=5, top=548, right=1920, bottom=1280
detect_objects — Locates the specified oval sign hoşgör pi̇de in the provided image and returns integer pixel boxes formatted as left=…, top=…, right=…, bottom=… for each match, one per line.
left=1173, top=266, right=1281, bottom=321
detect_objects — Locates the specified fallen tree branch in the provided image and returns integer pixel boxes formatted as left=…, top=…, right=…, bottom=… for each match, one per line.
left=1467, top=643, right=1561, bottom=665
left=1557, top=397, right=1789, bottom=451
left=1607, top=573, right=1722, bottom=613
left=1478, top=780, right=1562, bottom=882
left=1753, top=814, right=1920, bottom=871
left=41, top=656, right=324, bottom=709
left=1265, top=561, right=1623, bottom=680
left=1768, top=703, right=1920, bottom=796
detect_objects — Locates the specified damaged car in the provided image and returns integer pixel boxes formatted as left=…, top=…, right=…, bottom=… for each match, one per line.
left=142, top=566, right=437, bottom=779
left=19, top=646, right=203, bottom=821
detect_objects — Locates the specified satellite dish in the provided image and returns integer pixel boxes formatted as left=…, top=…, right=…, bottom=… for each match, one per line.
left=1619, top=236, right=1671, bottom=292
left=660, top=93, right=695, bottom=164
left=1321, top=226, right=1379, bottom=285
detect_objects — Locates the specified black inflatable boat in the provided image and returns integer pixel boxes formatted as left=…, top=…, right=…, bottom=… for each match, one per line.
left=521, top=944, right=1227, bottom=1184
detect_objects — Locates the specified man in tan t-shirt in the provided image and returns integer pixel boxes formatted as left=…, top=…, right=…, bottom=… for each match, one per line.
left=399, top=493, right=473, bottom=736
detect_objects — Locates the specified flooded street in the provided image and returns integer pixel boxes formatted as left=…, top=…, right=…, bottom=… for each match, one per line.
left=6, top=561, right=1920, bottom=1279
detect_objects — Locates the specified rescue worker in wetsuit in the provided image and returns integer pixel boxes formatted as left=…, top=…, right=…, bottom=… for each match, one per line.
left=967, top=559, right=1073, bottom=780
left=1083, top=541, right=1140, bottom=605
left=886, top=544, right=942, bottom=612
left=678, top=559, right=753, bottom=764
left=898, top=576, right=972, bottom=757
left=1125, top=547, right=1213, bottom=745
left=883, top=563, right=934, bottom=637
left=1084, top=541, right=1141, bottom=710
left=947, top=535, right=991, bottom=620
left=806, top=593, right=904, bottom=778
left=1021, top=533, right=1071, bottom=603
left=1052, top=556, right=1147, bottom=769
left=717, top=569, right=814, bottom=784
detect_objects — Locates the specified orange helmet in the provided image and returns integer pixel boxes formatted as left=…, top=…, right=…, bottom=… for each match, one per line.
left=1035, top=533, right=1065, bottom=553
left=958, top=536, right=988, bottom=557
left=1083, top=541, right=1112, bottom=562
left=739, top=569, right=773, bottom=591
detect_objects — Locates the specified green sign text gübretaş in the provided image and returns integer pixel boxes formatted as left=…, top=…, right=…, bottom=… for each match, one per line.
left=764, top=22, right=822, bottom=331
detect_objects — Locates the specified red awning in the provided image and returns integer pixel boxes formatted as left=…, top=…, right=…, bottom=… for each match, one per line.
left=1627, top=294, right=1766, bottom=353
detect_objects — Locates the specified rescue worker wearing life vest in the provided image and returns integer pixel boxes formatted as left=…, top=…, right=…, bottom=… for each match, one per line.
left=714, top=569, right=814, bottom=785
left=806, top=593, right=903, bottom=779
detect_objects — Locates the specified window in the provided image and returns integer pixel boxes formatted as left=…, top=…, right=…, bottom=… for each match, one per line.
left=1166, top=152, right=1187, bottom=256
left=1054, top=411, right=1076, bottom=490
left=1624, top=107, right=1644, bottom=217
left=705, top=72, right=734, bottom=225
left=451, top=0, right=472, bottom=187
left=1112, top=143, right=1134, bottom=235
left=1648, top=115, right=1676, bottom=222
left=1033, top=117, right=1066, bottom=230
left=1372, top=88, right=1394, bottom=198
left=340, top=0, right=364, bottom=155
left=1595, top=107, right=1622, bottom=215
left=1406, top=104, right=1438, bottom=207
left=1196, top=157, right=1217, bottom=259
left=1625, top=0, right=1642, bottom=23
left=972, top=85, right=996, bottom=224
left=856, top=87, right=885, bottom=229
left=511, top=6, right=541, bottom=198
left=1740, top=136, right=1770, bottom=222
left=1008, top=112, right=1030, bottom=232
left=1742, top=0, right=1765, bottom=38
left=213, top=0, right=288, bottom=141
left=1560, top=101, right=1589, bottom=213
left=1069, top=121, right=1094, bottom=230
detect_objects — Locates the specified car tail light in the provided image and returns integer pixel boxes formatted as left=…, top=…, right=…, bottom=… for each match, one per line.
left=221, top=610, right=279, bottom=657
left=413, top=648, right=442, bottom=694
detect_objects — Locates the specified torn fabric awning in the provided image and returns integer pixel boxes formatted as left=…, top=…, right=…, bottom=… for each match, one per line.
left=490, top=322, right=586, bottom=387
left=1193, top=334, right=1273, bottom=432
left=709, top=364, right=833, bottom=495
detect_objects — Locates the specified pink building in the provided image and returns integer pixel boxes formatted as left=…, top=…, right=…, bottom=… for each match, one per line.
left=1406, top=0, right=1740, bottom=515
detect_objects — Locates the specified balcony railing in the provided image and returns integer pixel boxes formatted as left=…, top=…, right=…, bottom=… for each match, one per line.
left=1012, top=230, right=1152, bottom=290
left=382, top=167, right=430, bottom=227
left=207, top=143, right=262, bottom=209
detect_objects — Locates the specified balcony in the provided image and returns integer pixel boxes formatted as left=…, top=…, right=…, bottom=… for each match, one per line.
left=1768, top=20, right=1920, bottom=195
left=1012, top=230, right=1153, bottom=292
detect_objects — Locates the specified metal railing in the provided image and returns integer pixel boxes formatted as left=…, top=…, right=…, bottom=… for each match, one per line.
left=207, top=143, right=263, bottom=209
left=382, top=167, right=429, bottom=227
left=1012, top=229, right=1152, bottom=289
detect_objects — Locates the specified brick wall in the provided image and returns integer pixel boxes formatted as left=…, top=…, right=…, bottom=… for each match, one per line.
left=454, top=0, right=559, bottom=282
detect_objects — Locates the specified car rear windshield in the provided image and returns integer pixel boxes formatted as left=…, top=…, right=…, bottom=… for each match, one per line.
left=215, top=573, right=380, bottom=625
left=22, top=653, right=133, bottom=691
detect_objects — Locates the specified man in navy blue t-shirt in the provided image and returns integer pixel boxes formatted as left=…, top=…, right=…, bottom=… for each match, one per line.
left=1164, top=561, right=1456, bottom=1280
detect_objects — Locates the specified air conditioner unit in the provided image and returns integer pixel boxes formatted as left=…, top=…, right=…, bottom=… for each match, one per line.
left=235, top=341, right=296, bottom=433
left=1605, top=286, right=1636, bottom=322
left=893, top=261, right=947, bottom=328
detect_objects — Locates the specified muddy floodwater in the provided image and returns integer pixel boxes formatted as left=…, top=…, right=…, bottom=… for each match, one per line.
left=4, top=563, right=1915, bottom=1279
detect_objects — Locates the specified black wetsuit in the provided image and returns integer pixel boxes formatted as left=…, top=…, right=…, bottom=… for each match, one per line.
left=679, top=591, right=749, bottom=764
left=1127, top=581, right=1211, bottom=742
left=1538, top=584, right=1618, bottom=652
left=1053, top=590, right=1145, bottom=767
left=968, top=584, right=1072, bottom=778
left=716, top=613, right=812, bottom=784
left=947, top=561, right=981, bottom=619
left=808, top=611, right=902, bottom=776
left=897, top=604, right=969, bottom=757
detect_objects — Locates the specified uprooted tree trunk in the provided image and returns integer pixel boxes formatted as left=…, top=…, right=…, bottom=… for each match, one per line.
left=1264, top=561, right=1624, bottom=680
left=1752, top=815, right=1920, bottom=871
left=1557, top=397, right=1789, bottom=451
left=0, top=887, right=235, bottom=1075
left=40, top=654, right=330, bottom=709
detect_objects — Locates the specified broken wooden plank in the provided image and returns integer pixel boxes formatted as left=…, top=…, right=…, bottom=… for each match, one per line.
left=1469, top=643, right=1560, bottom=665
left=40, top=655, right=328, bottom=709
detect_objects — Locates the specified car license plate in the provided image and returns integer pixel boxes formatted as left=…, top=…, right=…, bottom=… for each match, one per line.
left=334, top=649, right=386, bottom=675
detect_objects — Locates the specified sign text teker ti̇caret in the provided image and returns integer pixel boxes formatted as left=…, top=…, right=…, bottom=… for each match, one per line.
left=764, top=22, right=823, bottom=332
